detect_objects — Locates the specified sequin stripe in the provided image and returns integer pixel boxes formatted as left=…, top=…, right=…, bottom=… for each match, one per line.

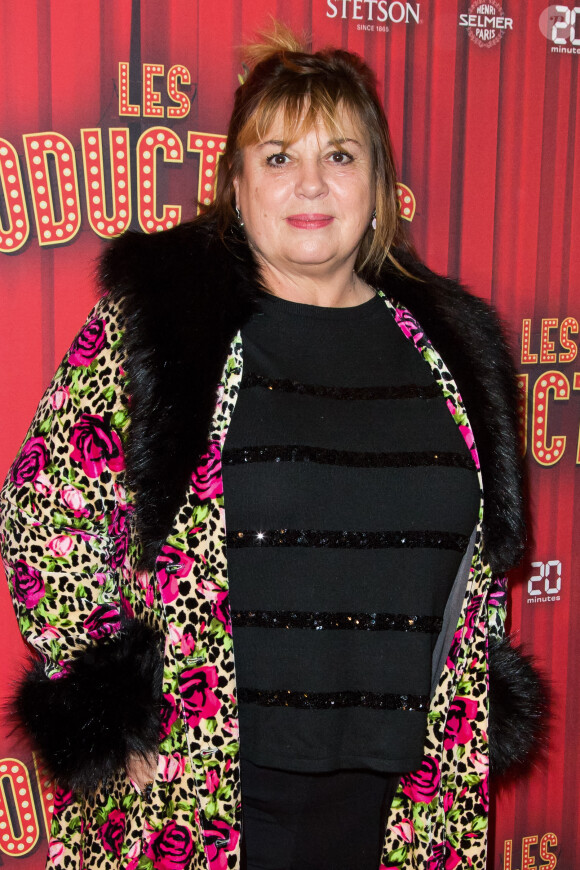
left=238, top=688, right=430, bottom=711
left=231, top=609, right=443, bottom=632
left=222, top=444, right=474, bottom=469
left=241, top=371, right=442, bottom=400
left=226, top=529, right=470, bottom=551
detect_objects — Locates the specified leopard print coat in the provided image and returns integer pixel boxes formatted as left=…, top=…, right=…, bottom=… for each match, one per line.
left=0, top=223, right=540, bottom=870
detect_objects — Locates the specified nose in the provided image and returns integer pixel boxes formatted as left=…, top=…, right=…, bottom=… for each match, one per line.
left=295, top=158, right=328, bottom=199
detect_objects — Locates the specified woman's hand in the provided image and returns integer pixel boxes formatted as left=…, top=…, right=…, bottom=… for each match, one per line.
left=126, top=752, right=158, bottom=793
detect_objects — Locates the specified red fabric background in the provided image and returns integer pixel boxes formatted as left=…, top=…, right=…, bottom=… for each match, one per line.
left=1, top=1, right=578, bottom=866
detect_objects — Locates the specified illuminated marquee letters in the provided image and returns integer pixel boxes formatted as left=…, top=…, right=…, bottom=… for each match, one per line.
left=137, top=126, right=185, bottom=232
left=0, top=758, right=40, bottom=856
left=503, top=833, right=558, bottom=869
left=23, top=133, right=81, bottom=247
left=118, top=62, right=192, bottom=118
left=0, top=60, right=414, bottom=253
left=81, top=128, right=132, bottom=239
left=0, top=139, right=29, bottom=252
left=519, top=317, right=580, bottom=465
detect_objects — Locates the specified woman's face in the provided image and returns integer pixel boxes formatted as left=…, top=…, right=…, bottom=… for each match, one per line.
left=233, top=107, right=375, bottom=281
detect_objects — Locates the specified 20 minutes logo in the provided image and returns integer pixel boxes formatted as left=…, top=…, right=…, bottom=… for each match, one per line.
left=527, top=560, right=562, bottom=604
left=539, top=5, right=580, bottom=53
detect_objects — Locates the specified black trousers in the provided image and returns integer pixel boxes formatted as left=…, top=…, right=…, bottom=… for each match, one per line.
left=240, top=760, right=401, bottom=870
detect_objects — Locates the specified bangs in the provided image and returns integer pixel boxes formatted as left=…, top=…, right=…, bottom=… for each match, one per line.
left=208, top=33, right=405, bottom=279
left=237, top=84, right=366, bottom=151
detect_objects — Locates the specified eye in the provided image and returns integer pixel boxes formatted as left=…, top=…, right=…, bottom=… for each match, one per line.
left=266, top=152, right=290, bottom=166
left=329, top=151, right=353, bottom=164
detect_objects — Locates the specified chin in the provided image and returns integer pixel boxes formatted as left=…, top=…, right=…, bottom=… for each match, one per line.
left=288, top=257, right=336, bottom=270
left=283, top=246, right=337, bottom=267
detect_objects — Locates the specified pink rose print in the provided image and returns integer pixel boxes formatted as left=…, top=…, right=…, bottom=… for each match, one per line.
left=168, top=624, right=195, bottom=655
left=393, top=819, right=414, bottom=843
left=113, top=480, right=128, bottom=506
left=206, top=769, right=219, bottom=794
left=168, top=623, right=183, bottom=645
left=426, top=841, right=461, bottom=870
left=38, top=624, right=61, bottom=642
left=137, top=570, right=156, bottom=608
left=203, top=819, right=239, bottom=870
left=125, top=841, right=141, bottom=870
left=167, top=622, right=183, bottom=646
left=470, top=750, right=489, bottom=776
left=443, top=790, right=454, bottom=813
left=34, top=471, right=53, bottom=496
left=68, top=318, right=106, bottom=367
left=443, top=696, right=478, bottom=749
left=120, top=590, right=135, bottom=620
left=137, top=571, right=150, bottom=590
left=70, top=528, right=98, bottom=544
left=198, top=578, right=231, bottom=634
left=11, top=437, right=47, bottom=488
left=180, top=632, right=195, bottom=655
left=50, top=661, right=72, bottom=679
left=158, top=753, right=186, bottom=783
left=223, top=718, right=239, bottom=738
left=464, top=594, right=483, bottom=639
left=50, top=386, right=70, bottom=411
left=488, top=576, right=507, bottom=611
left=145, top=821, right=194, bottom=870
left=400, top=757, right=441, bottom=804
left=48, top=840, right=65, bottom=867
left=108, top=505, right=132, bottom=570
left=12, top=559, right=45, bottom=609
left=83, top=603, right=121, bottom=640
left=191, top=441, right=223, bottom=500
left=394, top=307, right=426, bottom=346
left=446, top=394, right=480, bottom=467
left=97, top=808, right=126, bottom=859
left=477, top=771, right=489, bottom=812
left=53, top=788, right=75, bottom=816
left=458, top=423, right=480, bottom=469
left=60, top=484, right=90, bottom=517
left=48, top=535, right=74, bottom=557
left=70, top=414, right=124, bottom=478
left=159, top=693, right=179, bottom=740
left=446, top=628, right=463, bottom=670
left=178, top=666, right=221, bottom=728
left=156, top=545, right=194, bottom=604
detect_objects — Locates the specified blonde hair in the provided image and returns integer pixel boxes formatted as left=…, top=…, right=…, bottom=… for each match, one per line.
left=206, top=24, right=408, bottom=279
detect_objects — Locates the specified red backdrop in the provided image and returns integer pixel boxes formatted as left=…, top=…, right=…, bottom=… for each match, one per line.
left=1, top=1, right=578, bottom=866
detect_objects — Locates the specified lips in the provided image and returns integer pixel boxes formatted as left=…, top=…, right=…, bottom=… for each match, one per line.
left=286, top=214, right=334, bottom=229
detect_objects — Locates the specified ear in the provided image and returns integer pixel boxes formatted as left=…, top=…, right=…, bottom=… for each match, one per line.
left=232, top=176, right=240, bottom=210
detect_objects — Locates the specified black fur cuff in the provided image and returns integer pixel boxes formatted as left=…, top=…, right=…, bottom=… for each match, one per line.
left=488, top=635, right=548, bottom=776
left=14, top=620, right=164, bottom=792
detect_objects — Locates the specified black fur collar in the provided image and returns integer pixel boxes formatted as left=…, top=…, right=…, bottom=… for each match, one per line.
left=100, top=223, right=525, bottom=574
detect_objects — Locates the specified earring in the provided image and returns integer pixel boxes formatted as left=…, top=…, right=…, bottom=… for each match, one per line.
left=371, top=210, right=377, bottom=231
left=236, top=206, right=244, bottom=227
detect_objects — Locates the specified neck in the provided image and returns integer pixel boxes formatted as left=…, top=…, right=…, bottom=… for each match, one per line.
left=258, top=261, right=374, bottom=308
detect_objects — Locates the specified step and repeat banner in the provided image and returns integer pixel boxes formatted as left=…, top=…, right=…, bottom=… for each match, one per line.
left=0, top=1, right=578, bottom=867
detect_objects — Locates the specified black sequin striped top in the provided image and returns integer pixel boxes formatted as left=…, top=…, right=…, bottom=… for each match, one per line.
left=222, top=290, right=480, bottom=773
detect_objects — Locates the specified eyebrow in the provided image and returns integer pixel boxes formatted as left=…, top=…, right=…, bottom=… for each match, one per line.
left=257, top=137, right=362, bottom=149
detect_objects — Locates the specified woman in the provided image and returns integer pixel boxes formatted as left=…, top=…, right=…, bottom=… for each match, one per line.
left=1, top=28, right=541, bottom=870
